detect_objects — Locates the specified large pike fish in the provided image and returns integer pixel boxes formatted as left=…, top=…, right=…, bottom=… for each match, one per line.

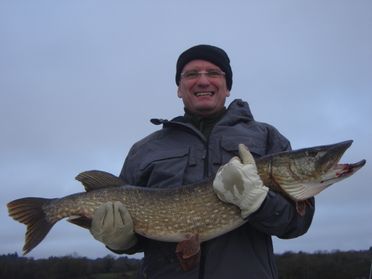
left=7, top=140, right=365, bottom=269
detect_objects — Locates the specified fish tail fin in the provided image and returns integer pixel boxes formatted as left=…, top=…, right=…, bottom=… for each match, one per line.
left=7, top=197, right=56, bottom=255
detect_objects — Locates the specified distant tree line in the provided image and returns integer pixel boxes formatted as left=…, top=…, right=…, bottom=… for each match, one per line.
left=0, top=253, right=140, bottom=279
left=1, top=249, right=371, bottom=279
left=276, top=249, right=372, bottom=279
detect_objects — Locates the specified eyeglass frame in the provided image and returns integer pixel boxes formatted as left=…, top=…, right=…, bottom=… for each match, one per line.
left=180, top=69, right=226, bottom=81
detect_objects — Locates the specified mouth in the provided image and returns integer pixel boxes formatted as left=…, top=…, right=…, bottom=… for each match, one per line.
left=194, top=91, right=214, bottom=97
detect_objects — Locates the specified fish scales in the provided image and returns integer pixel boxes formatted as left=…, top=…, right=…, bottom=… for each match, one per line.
left=40, top=181, right=242, bottom=243
left=7, top=140, right=366, bottom=256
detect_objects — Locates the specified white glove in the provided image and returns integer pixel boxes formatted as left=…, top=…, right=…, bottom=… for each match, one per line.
left=90, top=201, right=137, bottom=251
left=213, top=144, right=269, bottom=219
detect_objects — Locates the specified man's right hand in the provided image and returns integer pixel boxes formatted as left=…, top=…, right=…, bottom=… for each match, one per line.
left=90, top=201, right=137, bottom=251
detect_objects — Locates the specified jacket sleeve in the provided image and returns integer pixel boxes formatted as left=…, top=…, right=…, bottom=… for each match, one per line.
left=248, top=191, right=315, bottom=238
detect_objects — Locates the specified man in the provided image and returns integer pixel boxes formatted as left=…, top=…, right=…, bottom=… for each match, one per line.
left=89, top=44, right=315, bottom=279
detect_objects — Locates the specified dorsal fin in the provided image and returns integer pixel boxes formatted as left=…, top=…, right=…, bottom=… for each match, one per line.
left=75, top=170, right=124, bottom=191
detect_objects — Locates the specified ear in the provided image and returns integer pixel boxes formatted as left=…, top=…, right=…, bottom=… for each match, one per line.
left=177, top=87, right=183, bottom=98
left=226, top=90, right=230, bottom=97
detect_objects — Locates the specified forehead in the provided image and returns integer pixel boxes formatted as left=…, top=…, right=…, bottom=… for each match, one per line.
left=182, top=60, right=221, bottom=71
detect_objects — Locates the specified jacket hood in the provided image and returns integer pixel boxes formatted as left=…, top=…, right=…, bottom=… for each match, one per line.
left=223, top=99, right=254, bottom=124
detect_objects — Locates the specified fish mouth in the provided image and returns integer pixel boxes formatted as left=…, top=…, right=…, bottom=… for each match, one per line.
left=315, top=140, right=354, bottom=172
left=310, top=140, right=366, bottom=178
left=320, top=159, right=366, bottom=184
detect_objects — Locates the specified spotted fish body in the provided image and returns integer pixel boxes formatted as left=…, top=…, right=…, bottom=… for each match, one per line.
left=39, top=178, right=240, bottom=242
left=7, top=140, right=366, bottom=255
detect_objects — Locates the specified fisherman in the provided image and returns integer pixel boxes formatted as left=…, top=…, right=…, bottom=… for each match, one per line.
left=89, top=44, right=315, bottom=279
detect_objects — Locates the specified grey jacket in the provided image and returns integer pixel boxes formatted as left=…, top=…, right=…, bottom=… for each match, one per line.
left=119, top=99, right=315, bottom=279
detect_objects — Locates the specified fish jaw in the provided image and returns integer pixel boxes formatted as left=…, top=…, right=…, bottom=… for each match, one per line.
left=317, top=160, right=366, bottom=189
left=281, top=159, right=366, bottom=201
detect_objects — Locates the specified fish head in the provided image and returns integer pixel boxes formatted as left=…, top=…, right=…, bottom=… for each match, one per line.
left=271, top=140, right=366, bottom=201
left=284, top=159, right=366, bottom=201
left=280, top=140, right=354, bottom=179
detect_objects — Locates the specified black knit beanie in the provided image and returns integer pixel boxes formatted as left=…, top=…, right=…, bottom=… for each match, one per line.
left=175, top=44, right=233, bottom=90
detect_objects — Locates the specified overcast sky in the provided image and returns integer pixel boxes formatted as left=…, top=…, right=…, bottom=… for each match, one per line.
left=1, top=0, right=371, bottom=259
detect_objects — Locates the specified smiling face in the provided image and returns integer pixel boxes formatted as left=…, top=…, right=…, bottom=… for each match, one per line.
left=177, top=60, right=230, bottom=117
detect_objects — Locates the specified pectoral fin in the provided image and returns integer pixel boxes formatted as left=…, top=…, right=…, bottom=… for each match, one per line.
left=67, top=216, right=92, bottom=229
left=176, top=234, right=201, bottom=271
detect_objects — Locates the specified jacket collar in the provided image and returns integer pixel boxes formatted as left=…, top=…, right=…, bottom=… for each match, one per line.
left=150, top=98, right=254, bottom=127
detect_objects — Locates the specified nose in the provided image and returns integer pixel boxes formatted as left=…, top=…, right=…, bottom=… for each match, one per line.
left=195, top=73, right=210, bottom=87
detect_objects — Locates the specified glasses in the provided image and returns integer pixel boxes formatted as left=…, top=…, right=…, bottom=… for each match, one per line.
left=180, top=69, right=225, bottom=81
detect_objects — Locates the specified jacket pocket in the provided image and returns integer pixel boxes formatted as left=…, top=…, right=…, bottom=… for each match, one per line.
left=138, top=147, right=192, bottom=188
left=219, top=136, right=267, bottom=165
